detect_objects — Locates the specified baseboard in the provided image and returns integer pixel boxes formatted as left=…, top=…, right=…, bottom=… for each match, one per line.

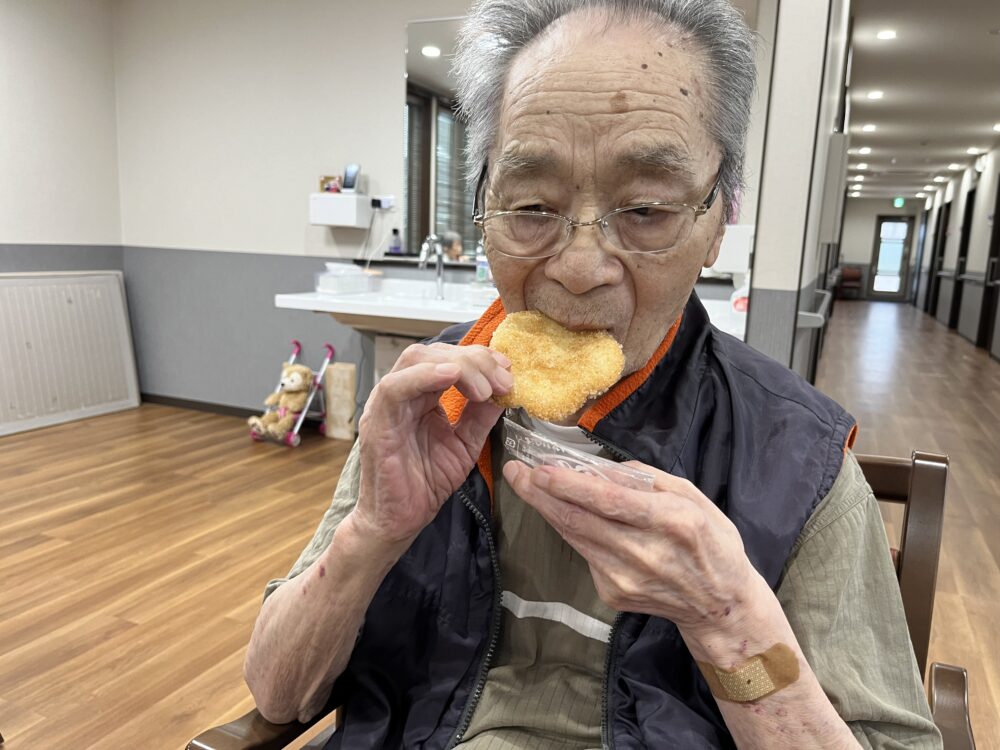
left=141, top=393, right=258, bottom=419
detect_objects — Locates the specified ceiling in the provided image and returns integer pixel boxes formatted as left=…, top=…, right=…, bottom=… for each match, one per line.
left=847, top=0, right=1000, bottom=200
left=406, top=17, right=464, bottom=97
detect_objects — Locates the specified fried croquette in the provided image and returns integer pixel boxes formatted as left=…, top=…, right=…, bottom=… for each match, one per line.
left=489, top=311, right=625, bottom=422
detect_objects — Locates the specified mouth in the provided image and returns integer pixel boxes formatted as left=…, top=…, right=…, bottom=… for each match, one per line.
left=532, top=310, right=615, bottom=334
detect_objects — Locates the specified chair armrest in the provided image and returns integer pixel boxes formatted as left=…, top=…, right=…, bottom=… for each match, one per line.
left=187, top=707, right=333, bottom=750
left=929, top=663, right=976, bottom=750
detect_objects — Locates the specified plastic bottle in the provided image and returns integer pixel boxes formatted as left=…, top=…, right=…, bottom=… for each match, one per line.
left=388, top=228, right=402, bottom=255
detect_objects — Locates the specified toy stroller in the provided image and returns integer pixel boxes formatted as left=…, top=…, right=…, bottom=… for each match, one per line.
left=248, top=340, right=335, bottom=447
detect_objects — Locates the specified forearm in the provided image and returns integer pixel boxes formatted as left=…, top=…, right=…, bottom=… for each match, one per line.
left=244, top=511, right=406, bottom=723
left=681, top=572, right=861, bottom=750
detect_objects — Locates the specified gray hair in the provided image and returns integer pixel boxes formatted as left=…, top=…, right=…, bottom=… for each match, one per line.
left=452, top=0, right=757, bottom=218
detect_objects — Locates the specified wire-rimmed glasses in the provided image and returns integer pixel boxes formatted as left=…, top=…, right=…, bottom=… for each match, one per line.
left=472, top=165, right=721, bottom=259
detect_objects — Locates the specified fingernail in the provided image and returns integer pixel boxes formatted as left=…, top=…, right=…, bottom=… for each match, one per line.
left=496, top=368, right=514, bottom=389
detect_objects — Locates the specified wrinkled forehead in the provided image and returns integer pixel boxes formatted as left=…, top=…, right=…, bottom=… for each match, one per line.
left=493, top=9, right=718, bottom=188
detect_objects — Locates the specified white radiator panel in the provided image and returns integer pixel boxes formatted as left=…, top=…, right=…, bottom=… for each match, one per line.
left=0, top=272, right=139, bottom=436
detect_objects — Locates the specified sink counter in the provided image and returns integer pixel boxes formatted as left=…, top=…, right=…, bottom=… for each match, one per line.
left=275, top=281, right=744, bottom=341
left=275, top=279, right=500, bottom=338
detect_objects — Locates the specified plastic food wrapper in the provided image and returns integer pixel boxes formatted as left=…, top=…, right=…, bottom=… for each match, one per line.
left=503, top=417, right=655, bottom=491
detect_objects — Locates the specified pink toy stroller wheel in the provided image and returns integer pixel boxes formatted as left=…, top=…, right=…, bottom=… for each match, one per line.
left=250, top=429, right=263, bottom=441
left=286, top=433, right=301, bottom=447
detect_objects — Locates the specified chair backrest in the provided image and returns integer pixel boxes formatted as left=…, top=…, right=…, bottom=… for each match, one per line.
left=841, top=266, right=864, bottom=283
left=856, top=451, right=949, bottom=678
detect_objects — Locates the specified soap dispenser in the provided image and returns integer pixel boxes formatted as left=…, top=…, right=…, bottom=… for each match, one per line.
left=388, top=228, right=403, bottom=255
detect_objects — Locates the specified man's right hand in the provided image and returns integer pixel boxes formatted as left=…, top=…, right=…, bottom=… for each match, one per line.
left=349, top=342, right=512, bottom=549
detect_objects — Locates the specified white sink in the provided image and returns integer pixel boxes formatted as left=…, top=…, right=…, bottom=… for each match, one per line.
left=275, top=278, right=499, bottom=338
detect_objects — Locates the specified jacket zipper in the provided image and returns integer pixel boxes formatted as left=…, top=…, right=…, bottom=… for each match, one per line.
left=581, top=428, right=635, bottom=750
left=581, top=429, right=638, bottom=463
left=445, top=485, right=503, bottom=749
left=600, top=612, right=625, bottom=749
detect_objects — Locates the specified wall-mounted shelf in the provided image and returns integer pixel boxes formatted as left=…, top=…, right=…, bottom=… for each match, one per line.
left=309, top=193, right=372, bottom=228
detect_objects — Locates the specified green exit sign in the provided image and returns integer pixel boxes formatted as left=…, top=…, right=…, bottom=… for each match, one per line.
left=893, top=197, right=906, bottom=208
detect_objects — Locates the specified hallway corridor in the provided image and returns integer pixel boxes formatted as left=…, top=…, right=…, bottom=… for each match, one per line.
left=815, top=301, right=1000, bottom=746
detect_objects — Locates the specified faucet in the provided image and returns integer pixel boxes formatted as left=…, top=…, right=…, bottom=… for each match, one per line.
left=418, top=233, right=446, bottom=300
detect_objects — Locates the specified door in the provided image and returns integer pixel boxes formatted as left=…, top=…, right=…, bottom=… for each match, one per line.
left=948, top=188, right=976, bottom=329
left=927, top=201, right=951, bottom=315
left=911, top=209, right=929, bottom=305
left=868, top=216, right=914, bottom=300
left=980, top=175, right=1000, bottom=351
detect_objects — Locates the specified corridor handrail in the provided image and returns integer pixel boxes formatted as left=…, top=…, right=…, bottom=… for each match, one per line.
left=796, top=289, right=833, bottom=330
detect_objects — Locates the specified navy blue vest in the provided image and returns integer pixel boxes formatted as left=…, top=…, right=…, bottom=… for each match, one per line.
left=323, top=293, right=855, bottom=749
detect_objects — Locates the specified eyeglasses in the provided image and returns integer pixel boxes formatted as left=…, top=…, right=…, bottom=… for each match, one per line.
left=472, top=163, right=721, bottom=260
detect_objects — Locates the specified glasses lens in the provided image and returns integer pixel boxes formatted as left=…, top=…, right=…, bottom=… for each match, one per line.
left=605, top=205, right=693, bottom=253
left=484, top=213, right=566, bottom=257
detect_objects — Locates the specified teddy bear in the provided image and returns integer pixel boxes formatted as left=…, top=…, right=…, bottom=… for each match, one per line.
left=248, top=362, right=314, bottom=442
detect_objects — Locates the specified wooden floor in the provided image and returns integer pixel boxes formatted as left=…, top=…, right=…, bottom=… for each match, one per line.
left=0, top=406, right=352, bottom=749
left=1, top=301, right=998, bottom=748
left=816, top=300, right=1000, bottom=748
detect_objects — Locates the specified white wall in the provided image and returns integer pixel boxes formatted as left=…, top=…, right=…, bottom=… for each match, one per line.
left=942, top=168, right=975, bottom=269
left=112, top=0, right=469, bottom=257
left=0, top=0, right=121, bottom=245
left=752, top=0, right=841, bottom=293
left=738, top=0, right=777, bottom=226
left=798, top=0, right=850, bottom=290
left=966, top=148, right=999, bottom=274
left=840, top=197, right=919, bottom=265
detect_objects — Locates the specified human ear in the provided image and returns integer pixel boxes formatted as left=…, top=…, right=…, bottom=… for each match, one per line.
left=703, top=215, right=726, bottom=268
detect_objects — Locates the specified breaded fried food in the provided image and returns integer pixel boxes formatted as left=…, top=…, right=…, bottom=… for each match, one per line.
left=490, top=311, right=625, bottom=422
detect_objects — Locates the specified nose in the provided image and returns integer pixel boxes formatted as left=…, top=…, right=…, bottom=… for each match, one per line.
left=544, top=224, right=624, bottom=295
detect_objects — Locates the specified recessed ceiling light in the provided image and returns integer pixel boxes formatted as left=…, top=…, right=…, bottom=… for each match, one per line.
left=933, top=176, right=947, bottom=182
left=859, top=147, right=872, bottom=155
left=421, top=45, right=442, bottom=58
left=993, top=123, right=1000, bottom=132
left=948, top=163, right=963, bottom=170
left=850, top=193, right=862, bottom=198
left=857, top=163, right=869, bottom=169
left=867, top=90, right=884, bottom=100
left=923, top=185, right=935, bottom=191
left=916, top=192, right=926, bottom=198
left=853, top=175, right=865, bottom=182
left=862, top=124, right=877, bottom=132
left=876, top=30, right=897, bottom=40
left=967, top=147, right=983, bottom=155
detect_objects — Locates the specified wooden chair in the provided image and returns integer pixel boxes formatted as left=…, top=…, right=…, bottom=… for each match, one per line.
left=858, top=451, right=975, bottom=749
left=186, top=451, right=976, bottom=750
left=838, top=265, right=865, bottom=299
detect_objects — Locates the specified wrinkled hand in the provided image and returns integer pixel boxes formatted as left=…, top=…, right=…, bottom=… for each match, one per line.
left=352, top=343, right=510, bottom=548
left=504, top=459, right=759, bottom=636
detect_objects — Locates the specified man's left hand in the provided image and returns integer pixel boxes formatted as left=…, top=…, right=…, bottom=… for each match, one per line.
left=503, top=459, right=763, bottom=638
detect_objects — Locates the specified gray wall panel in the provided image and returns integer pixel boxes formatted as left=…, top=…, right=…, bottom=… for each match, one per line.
left=993, top=297, right=1000, bottom=360
left=122, top=246, right=372, bottom=414
left=790, top=278, right=817, bottom=380
left=746, top=288, right=798, bottom=367
left=957, top=283, right=983, bottom=343
left=916, top=269, right=929, bottom=310
left=935, top=278, right=954, bottom=326
left=0, top=244, right=123, bottom=273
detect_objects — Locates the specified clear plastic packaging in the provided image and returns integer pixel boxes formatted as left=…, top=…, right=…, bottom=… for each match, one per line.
left=503, top=417, right=655, bottom=490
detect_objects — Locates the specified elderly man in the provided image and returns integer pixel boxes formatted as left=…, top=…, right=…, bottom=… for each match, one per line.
left=245, top=1, right=941, bottom=747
